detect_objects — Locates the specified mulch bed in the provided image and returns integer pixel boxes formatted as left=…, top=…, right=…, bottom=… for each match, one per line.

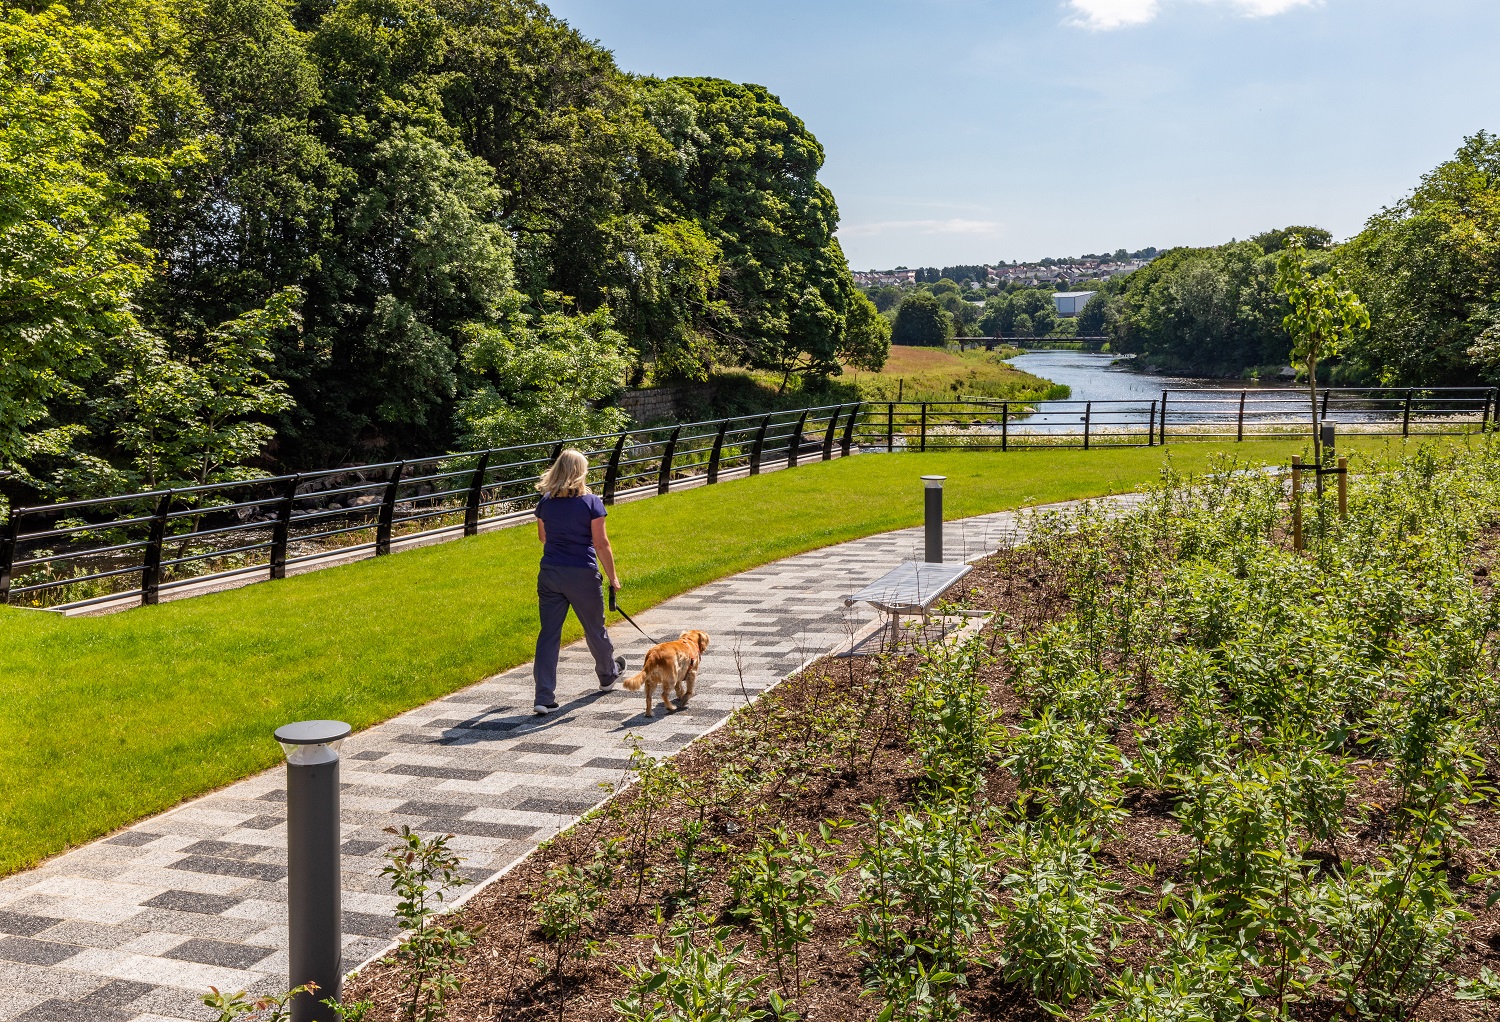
left=345, top=540, right=1500, bottom=1021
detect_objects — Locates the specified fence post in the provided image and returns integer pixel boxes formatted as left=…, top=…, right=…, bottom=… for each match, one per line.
left=707, top=421, right=729, bottom=483
left=1485, top=389, right=1494, bottom=434
left=376, top=462, right=404, bottom=556
left=0, top=511, right=19, bottom=605
left=920, top=403, right=928, bottom=452
left=1083, top=401, right=1092, bottom=450
left=1147, top=401, right=1156, bottom=446
left=1403, top=389, right=1413, bottom=437
left=887, top=403, right=894, bottom=452
left=1338, top=456, right=1348, bottom=520
left=1237, top=390, right=1246, bottom=442
left=603, top=434, right=627, bottom=504
left=142, top=492, right=174, bottom=606
left=1290, top=456, right=1303, bottom=553
left=1002, top=402, right=1009, bottom=450
left=749, top=414, right=771, bottom=475
left=821, top=405, right=842, bottom=461
left=841, top=404, right=860, bottom=457
left=658, top=426, right=682, bottom=495
left=463, top=453, right=489, bottom=537
left=788, top=408, right=811, bottom=468
left=270, top=475, right=301, bottom=580
left=549, top=441, right=564, bottom=465
left=1160, top=391, right=1169, bottom=445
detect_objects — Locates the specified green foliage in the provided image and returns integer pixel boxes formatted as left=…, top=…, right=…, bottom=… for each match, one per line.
left=456, top=304, right=631, bottom=450
left=1104, top=240, right=1288, bottom=376
left=613, top=913, right=796, bottom=1022
left=1274, top=237, right=1370, bottom=462
left=380, top=826, right=480, bottom=1022
left=1340, top=131, right=1500, bottom=385
left=202, top=984, right=316, bottom=1022
left=727, top=825, right=838, bottom=993
left=996, top=830, right=1124, bottom=1007
left=892, top=292, right=949, bottom=347
left=1, top=0, right=874, bottom=505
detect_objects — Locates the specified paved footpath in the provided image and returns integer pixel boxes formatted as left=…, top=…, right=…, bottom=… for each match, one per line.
left=0, top=498, right=1133, bottom=1022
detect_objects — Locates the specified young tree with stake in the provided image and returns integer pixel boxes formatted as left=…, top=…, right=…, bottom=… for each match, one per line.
left=1274, top=239, right=1370, bottom=472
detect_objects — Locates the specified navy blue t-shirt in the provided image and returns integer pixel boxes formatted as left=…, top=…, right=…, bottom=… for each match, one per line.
left=534, top=493, right=607, bottom=569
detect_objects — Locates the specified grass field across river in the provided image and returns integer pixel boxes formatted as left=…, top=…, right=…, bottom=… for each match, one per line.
left=0, top=440, right=1421, bottom=874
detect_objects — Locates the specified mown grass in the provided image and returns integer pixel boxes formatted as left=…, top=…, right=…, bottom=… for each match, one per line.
left=0, top=440, right=1406, bottom=874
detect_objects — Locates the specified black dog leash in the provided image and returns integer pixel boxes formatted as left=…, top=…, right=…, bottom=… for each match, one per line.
left=609, top=585, right=661, bottom=644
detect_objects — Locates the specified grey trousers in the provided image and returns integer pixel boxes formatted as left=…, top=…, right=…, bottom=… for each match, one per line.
left=534, top=564, right=619, bottom=705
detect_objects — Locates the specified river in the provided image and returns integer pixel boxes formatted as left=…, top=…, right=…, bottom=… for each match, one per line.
left=999, top=349, right=1282, bottom=433
left=1005, top=349, right=1225, bottom=402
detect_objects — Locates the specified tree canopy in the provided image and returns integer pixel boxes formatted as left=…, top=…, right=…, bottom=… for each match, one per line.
left=0, top=0, right=883, bottom=511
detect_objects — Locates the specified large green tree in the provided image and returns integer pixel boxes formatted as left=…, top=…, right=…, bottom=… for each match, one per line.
left=892, top=292, right=949, bottom=346
left=1340, top=132, right=1500, bottom=385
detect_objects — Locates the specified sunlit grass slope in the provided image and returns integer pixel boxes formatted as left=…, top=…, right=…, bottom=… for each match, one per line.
left=0, top=440, right=1395, bottom=873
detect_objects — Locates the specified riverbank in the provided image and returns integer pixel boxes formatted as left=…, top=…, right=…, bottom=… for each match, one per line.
left=638, top=347, right=1066, bottom=422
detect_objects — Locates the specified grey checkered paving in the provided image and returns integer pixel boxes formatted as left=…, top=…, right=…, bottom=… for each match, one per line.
left=0, top=496, right=1138, bottom=1020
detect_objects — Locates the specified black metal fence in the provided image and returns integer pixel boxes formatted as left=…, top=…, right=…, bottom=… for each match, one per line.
left=2, top=387, right=1492, bottom=611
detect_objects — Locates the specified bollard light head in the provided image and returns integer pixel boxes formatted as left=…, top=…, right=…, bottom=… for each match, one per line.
left=274, top=720, right=351, bottom=766
left=921, top=475, right=946, bottom=489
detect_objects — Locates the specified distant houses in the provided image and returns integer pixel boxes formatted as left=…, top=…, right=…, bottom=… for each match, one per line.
left=852, top=256, right=1152, bottom=290
left=1051, top=291, right=1097, bottom=317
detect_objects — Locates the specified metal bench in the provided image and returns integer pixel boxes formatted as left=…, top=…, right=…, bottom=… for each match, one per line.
left=845, top=560, right=974, bottom=650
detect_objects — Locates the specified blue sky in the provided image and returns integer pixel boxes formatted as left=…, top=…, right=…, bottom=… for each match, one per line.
left=544, top=0, right=1500, bottom=269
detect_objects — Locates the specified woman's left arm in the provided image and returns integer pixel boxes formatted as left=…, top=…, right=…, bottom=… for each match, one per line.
left=592, top=517, right=620, bottom=591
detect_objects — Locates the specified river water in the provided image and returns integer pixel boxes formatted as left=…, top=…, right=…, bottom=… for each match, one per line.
left=1005, top=349, right=1224, bottom=402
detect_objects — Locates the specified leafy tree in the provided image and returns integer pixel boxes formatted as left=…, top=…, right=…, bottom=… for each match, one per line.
left=456, top=304, right=631, bottom=450
left=979, top=294, right=1013, bottom=337
left=1077, top=294, right=1113, bottom=336
left=1275, top=239, right=1369, bottom=466
left=640, top=77, right=863, bottom=389
left=892, top=292, right=949, bottom=347
left=866, top=285, right=903, bottom=313
left=1340, top=132, right=1500, bottom=385
left=108, top=289, right=302, bottom=489
left=1253, top=225, right=1333, bottom=254
left=1012, top=313, right=1035, bottom=338
left=841, top=291, right=891, bottom=371
left=0, top=7, right=151, bottom=487
left=1107, top=242, right=1287, bottom=374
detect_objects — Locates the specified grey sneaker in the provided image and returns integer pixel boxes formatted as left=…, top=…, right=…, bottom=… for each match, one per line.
left=601, top=656, right=626, bottom=690
left=533, top=703, right=558, bottom=716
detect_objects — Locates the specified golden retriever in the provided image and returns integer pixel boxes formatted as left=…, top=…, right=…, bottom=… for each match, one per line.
left=622, top=630, right=709, bottom=715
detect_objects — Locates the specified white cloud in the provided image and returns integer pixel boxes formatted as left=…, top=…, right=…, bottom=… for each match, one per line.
left=1067, top=0, right=1315, bottom=30
left=1068, top=0, right=1160, bottom=30
left=840, top=219, right=1005, bottom=239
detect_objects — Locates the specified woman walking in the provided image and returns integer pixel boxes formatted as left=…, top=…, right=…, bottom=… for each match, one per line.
left=531, top=449, right=625, bottom=715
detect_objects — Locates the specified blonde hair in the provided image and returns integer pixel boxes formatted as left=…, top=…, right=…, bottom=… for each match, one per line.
left=537, top=449, right=592, bottom=498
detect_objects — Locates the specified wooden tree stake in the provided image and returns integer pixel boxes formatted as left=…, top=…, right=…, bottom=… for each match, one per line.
left=1338, top=456, right=1348, bottom=519
left=1291, top=455, right=1303, bottom=551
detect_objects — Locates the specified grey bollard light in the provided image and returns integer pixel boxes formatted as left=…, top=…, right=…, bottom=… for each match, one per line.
left=922, top=475, right=946, bottom=563
left=1320, top=419, right=1337, bottom=457
left=275, top=719, right=352, bottom=1022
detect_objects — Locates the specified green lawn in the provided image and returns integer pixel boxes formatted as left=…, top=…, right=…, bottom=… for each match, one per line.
left=0, top=441, right=1401, bottom=874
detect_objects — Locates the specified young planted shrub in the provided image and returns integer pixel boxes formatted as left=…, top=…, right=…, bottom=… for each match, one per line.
left=994, top=828, right=1125, bottom=1008
left=727, top=825, right=839, bottom=994
left=613, top=914, right=794, bottom=1022
left=380, top=827, right=480, bottom=1022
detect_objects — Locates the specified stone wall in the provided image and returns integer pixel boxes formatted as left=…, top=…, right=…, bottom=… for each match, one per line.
left=618, top=384, right=716, bottom=424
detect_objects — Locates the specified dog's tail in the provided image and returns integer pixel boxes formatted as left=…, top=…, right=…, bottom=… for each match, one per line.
left=621, top=669, right=648, bottom=692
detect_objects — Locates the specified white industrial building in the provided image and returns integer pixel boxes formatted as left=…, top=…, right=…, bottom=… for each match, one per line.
left=1052, top=291, right=1098, bottom=317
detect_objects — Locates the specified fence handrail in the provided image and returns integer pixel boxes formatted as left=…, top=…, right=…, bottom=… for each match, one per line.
left=4, top=388, right=1495, bottom=612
